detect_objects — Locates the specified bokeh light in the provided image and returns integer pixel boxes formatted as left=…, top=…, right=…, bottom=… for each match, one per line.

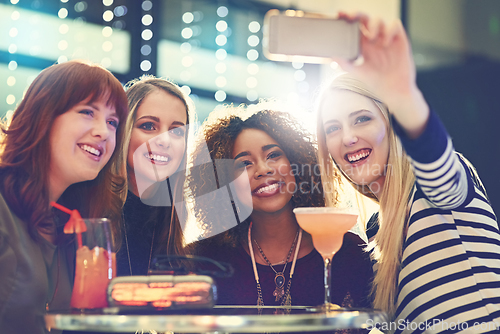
left=180, top=42, right=192, bottom=53
left=58, top=8, right=68, bottom=19
left=215, top=76, right=227, bottom=88
left=141, top=29, right=153, bottom=40
left=215, top=62, right=227, bottom=74
left=181, top=27, right=193, bottom=39
left=216, top=35, right=227, bottom=46
left=102, top=26, right=113, bottom=37
left=215, top=49, right=227, bottom=60
left=141, top=44, right=152, bottom=55
left=103, top=10, right=114, bottom=22
left=247, top=63, right=259, bottom=75
left=6, top=95, right=16, bottom=105
left=246, top=49, right=259, bottom=61
left=59, top=24, right=69, bottom=34
left=247, top=35, right=259, bottom=47
left=248, top=21, right=261, bottom=33
left=215, top=90, right=226, bottom=102
left=247, top=90, right=258, bottom=102
left=142, top=1, right=152, bottom=11
left=246, top=77, right=258, bottom=88
left=140, top=60, right=152, bottom=71
left=216, top=20, right=228, bottom=32
left=217, top=6, right=228, bottom=18
left=142, top=14, right=153, bottom=26
left=183, top=12, right=194, bottom=24
left=7, top=76, right=16, bottom=86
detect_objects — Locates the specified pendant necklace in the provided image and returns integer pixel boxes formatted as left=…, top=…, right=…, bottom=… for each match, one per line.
left=254, top=231, right=299, bottom=301
left=248, top=222, right=302, bottom=311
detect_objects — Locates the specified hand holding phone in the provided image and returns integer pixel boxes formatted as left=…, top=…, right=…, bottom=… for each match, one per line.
left=263, top=9, right=360, bottom=64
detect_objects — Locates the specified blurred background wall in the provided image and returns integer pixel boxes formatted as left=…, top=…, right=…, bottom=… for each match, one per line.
left=1, top=0, right=498, bottom=215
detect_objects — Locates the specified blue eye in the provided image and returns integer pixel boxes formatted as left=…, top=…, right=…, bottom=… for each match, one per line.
left=170, top=126, right=185, bottom=137
left=108, top=118, right=119, bottom=129
left=355, top=116, right=371, bottom=124
left=79, top=109, right=94, bottom=116
left=138, top=122, right=155, bottom=131
left=325, top=125, right=340, bottom=135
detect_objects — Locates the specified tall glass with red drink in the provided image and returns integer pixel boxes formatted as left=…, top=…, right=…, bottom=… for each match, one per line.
left=70, top=218, right=116, bottom=309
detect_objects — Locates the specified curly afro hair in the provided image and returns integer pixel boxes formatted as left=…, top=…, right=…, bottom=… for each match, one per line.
left=187, top=105, right=341, bottom=240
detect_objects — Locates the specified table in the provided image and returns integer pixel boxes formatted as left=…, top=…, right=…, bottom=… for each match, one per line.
left=45, top=306, right=387, bottom=333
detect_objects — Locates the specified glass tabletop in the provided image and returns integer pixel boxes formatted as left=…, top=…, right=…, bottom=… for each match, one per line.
left=45, top=306, right=387, bottom=333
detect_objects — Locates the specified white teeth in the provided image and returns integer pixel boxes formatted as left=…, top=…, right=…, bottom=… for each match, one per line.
left=81, top=145, right=100, bottom=156
left=145, top=153, right=170, bottom=162
left=256, top=183, right=279, bottom=194
left=348, top=151, right=369, bottom=162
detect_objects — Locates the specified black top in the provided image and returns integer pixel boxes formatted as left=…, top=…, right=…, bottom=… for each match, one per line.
left=116, top=191, right=172, bottom=276
left=188, top=222, right=374, bottom=309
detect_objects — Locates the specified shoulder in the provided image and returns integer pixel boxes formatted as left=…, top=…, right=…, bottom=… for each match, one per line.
left=186, top=224, right=245, bottom=258
left=343, top=231, right=368, bottom=249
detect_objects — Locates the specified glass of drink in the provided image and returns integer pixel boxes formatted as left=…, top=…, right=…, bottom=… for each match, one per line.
left=293, top=207, right=358, bottom=312
left=70, top=218, right=116, bottom=310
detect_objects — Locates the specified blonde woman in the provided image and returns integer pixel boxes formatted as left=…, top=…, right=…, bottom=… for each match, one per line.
left=316, top=13, right=500, bottom=334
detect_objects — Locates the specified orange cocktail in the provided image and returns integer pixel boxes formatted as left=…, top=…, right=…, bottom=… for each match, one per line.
left=70, top=218, right=116, bottom=309
left=293, top=207, right=358, bottom=311
left=293, top=209, right=357, bottom=258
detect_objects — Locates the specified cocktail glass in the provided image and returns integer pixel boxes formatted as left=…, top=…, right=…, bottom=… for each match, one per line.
left=70, top=218, right=116, bottom=309
left=293, top=207, right=358, bottom=312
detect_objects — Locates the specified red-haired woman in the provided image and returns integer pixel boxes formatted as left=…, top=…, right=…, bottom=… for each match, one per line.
left=0, top=60, right=128, bottom=333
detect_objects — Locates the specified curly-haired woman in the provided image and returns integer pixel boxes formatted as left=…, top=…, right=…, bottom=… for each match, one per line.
left=186, top=105, right=373, bottom=312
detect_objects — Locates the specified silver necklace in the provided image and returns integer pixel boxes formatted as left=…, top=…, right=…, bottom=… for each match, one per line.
left=253, top=231, right=299, bottom=301
left=248, top=222, right=302, bottom=312
left=124, top=223, right=155, bottom=276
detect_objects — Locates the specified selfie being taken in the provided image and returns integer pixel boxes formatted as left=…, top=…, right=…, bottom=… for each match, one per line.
left=1, top=1, right=498, bottom=334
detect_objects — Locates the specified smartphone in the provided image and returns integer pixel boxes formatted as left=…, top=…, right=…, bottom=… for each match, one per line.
left=263, top=9, right=360, bottom=64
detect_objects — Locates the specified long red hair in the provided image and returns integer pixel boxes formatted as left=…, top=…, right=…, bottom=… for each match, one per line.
left=0, top=60, right=128, bottom=245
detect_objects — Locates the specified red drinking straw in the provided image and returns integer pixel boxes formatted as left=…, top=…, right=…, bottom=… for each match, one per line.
left=50, top=202, right=86, bottom=248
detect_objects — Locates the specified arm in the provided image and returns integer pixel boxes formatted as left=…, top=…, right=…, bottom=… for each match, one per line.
left=392, top=110, right=468, bottom=209
left=0, top=230, right=17, bottom=322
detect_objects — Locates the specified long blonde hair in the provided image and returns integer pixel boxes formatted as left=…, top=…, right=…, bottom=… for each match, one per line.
left=316, top=74, right=415, bottom=318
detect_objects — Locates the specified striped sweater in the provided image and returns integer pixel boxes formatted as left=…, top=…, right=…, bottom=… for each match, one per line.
left=391, top=110, right=500, bottom=334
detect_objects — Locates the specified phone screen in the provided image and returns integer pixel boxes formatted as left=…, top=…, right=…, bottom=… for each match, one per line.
left=263, top=11, right=360, bottom=63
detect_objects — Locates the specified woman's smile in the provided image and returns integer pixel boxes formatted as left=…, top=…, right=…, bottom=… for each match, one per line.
left=345, top=148, right=372, bottom=165
left=252, top=181, right=284, bottom=197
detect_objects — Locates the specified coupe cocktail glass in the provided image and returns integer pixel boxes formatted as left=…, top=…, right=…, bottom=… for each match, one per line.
left=293, top=207, right=358, bottom=312
left=70, top=218, right=116, bottom=309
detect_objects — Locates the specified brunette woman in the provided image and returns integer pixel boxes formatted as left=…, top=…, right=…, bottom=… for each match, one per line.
left=116, top=76, right=194, bottom=276
left=187, top=106, right=373, bottom=312
left=0, top=60, right=128, bottom=333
